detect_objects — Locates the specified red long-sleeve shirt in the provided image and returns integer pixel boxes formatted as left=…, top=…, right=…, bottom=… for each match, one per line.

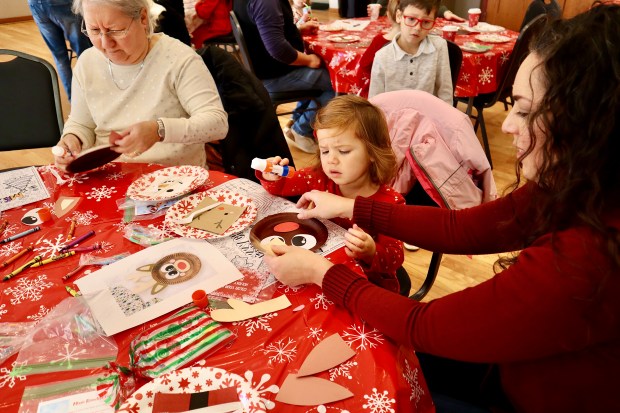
left=258, top=168, right=405, bottom=292
left=192, top=0, right=232, bottom=49
left=323, top=183, right=620, bottom=412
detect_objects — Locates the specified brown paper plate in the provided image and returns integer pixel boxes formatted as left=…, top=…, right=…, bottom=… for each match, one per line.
left=66, top=144, right=121, bottom=173
left=250, top=212, right=328, bottom=253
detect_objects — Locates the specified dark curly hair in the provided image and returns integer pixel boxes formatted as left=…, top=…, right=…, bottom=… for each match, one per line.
left=497, top=3, right=620, bottom=273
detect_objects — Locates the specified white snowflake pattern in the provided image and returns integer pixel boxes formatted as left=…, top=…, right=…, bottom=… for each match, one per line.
left=403, top=359, right=424, bottom=405
left=342, top=323, right=384, bottom=351
left=0, top=303, right=7, bottom=319
left=3, top=274, right=53, bottom=304
left=478, top=67, right=493, bottom=85
left=363, top=388, right=395, bottom=413
left=460, top=72, right=470, bottom=83
left=234, top=312, right=278, bottom=337
left=263, top=337, right=297, bottom=364
left=35, top=233, right=67, bottom=257
left=348, top=84, right=361, bottom=95
left=0, top=222, right=20, bottom=237
left=106, top=171, right=125, bottom=180
left=113, top=220, right=131, bottom=233
left=26, top=304, right=50, bottom=322
left=277, top=284, right=304, bottom=294
left=304, top=407, right=351, bottom=413
left=329, top=360, right=358, bottom=381
left=0, top=362, right=26, bottom=388
left=344, top=50, right=356, bottom=62
left=86, top=185, right=117, bottom=202
left=50, top=343, right=88, bottom=368
left=243, top=370, right=280, bottom=412
left=69, top=210, right=99, bottom=226
left=63, top=173, right=90, bottom=187
left=0, top=241, right=23, bottom=257
left=310, top=293, right=333, bottom=310
left=307, top=327, right=323, bottom=342
left=500, top=50, right=510, bottom=64
left=96, top=240, right=114, bottom=253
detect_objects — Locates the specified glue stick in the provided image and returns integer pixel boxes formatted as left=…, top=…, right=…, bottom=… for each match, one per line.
left=251, top=158, right=295, bottom=177
left=52, top=146, right=70, bottom=157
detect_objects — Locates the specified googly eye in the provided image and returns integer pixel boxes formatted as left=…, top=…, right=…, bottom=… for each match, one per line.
left=291, top=234, right=317, bottom=250
left=21, top=208, right=51, bottom=226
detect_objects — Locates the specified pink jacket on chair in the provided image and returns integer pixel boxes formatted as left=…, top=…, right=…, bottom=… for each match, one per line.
left=370, top=90, right=497, bottom=209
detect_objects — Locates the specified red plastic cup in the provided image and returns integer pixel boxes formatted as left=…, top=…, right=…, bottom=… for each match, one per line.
left=192, top=289, right=209, bottom=308
left=468, top=8, right=481, bottom=27
left=442, top=25, right=458, bottom=42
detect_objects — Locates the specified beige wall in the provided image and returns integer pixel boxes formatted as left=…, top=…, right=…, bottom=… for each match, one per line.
left=1, top=0, right=32, bottom=20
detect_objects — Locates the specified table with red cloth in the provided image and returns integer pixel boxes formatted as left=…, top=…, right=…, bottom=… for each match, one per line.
left=303, top=17, right=518, bottom=98
left=0, top=162, right=434, bottom=413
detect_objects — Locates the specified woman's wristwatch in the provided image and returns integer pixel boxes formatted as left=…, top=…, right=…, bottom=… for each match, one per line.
left=156, top=118, right=165, bottom=142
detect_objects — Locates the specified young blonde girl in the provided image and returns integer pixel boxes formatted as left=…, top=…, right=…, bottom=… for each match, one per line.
left=257, top=95, right=405, bottom=293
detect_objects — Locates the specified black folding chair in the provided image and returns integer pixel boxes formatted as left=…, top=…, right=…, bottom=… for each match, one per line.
left=0, top=49, right=63, bottom=150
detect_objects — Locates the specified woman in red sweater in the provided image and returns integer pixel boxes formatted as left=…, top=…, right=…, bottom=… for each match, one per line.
left=264, top=4, right=620, bottom=412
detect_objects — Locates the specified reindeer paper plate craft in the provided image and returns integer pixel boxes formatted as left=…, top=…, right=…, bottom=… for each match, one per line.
left=250, top=212, right=328, bottom=255
left=111, top=253, right=202, bottom=316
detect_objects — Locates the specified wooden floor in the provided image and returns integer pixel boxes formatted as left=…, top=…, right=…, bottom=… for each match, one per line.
left=0, top=11, right=518, bottom=301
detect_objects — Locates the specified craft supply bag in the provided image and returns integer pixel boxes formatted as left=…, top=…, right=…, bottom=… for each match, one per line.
left=129, top=305, right=234, bottom=378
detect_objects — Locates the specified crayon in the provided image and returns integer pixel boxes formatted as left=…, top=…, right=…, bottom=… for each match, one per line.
left=60, top=230, right=95, bottom=252
left=65, top=285, right=82, bottom=297
left=0, top=226, right=41, bottom=244
left=62, top=265, right=85, bottom=281
left=65, top=219, right=76, bottom=241
left=67, top=243, right=101, bottom=253
left=1, top=245, right=33, bottom=268
left=0, top=220, right=8, bottom=234
left=29, top=251, right=76, bottom=268
left=2, top=255, right=43, bottom=281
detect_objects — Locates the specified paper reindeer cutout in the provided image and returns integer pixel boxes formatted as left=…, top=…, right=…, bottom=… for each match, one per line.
left=276, top=333, right=356, bottom=406
left=210, top=295, right=291, bottom=322
left=187, top=196, right=247, bottom=235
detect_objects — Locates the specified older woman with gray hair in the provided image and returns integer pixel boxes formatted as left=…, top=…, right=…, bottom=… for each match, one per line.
left=54, top=0, right=228, bottom=168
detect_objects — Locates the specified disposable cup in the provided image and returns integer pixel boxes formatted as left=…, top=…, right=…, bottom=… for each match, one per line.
left=192, top=289, right=209, bottom=308
left=442, top=25, right=458, bottom=42
left=468, top=8, right=481, bottom=27
left=369, top=4, right=382, bottom=21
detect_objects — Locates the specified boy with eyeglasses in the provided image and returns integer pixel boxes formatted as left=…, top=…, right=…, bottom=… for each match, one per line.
left=368, top=0, right=452, bottom=104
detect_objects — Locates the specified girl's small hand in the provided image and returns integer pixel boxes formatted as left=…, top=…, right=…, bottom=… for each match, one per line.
left=299, top=20, right=320, bottom=35
left=297, top=190, right=355, bottom=220
left=261, top=156, right=289, bottom=181
left=344, top=224, right=376, bottom=264
left=54, top=134, right=82, bottom=170
left=263, top=245, right=333, bottom=287
left=112, top=120, right=159, bottom=157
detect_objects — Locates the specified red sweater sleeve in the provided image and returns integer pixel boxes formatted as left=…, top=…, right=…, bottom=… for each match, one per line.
left=353, top=184, right=535, bottom=255
left=257, top=167, right=330, bottom=197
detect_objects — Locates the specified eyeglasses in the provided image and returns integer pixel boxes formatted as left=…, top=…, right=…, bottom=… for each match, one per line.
left=401, top=15, right=435, bottom=30
left=81, top=18, right=134, bottom=39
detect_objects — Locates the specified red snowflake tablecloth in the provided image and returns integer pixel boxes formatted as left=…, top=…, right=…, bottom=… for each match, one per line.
left=0, top=162, right=434, bottom=413
left=303, top=17, right=518, bottom=98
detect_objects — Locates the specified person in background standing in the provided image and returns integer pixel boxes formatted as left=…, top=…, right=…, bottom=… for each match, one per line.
left=27, top=0, right=91, bottom=100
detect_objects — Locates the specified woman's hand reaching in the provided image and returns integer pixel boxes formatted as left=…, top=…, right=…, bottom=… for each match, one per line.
left=53, top=134, right=82, bottom=170
left=263, top=244, right=333, bottom=287
left=296, top=190, right=355, bottom=221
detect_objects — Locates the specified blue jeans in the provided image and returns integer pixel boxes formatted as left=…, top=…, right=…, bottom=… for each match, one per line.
left=263, top=66, right=335, bottom=137
left=27, top=0, right=91, bottom=100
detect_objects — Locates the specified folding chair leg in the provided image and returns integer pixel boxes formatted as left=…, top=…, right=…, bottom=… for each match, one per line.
left=410, top=252, right=442, bottom=301
left=478, top=112, right=493, bottom=169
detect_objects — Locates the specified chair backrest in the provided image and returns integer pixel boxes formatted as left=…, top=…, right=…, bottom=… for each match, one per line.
left=199, top=46, right=295, bottom=181
left=488, top=14, right=547, bottom=107
left=0, top=49, right=63, bottom=150
left=229, top=10, right=255, bottom=74
left=520, top=0, right=561, bottom=31
left=446, top=39, right=463, bottom=93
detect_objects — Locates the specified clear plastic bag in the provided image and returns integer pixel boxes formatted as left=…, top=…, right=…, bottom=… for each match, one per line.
left=12, top=297, right=118, bottom=376
left=123, top=223, right=173, bottom=246
left=0, top=321, right=36, bottom=365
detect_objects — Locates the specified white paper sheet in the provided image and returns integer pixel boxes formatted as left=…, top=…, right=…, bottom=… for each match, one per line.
left=75, top=238, right=243, bottom=335
left=0, top=166, right=50, bottom=212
